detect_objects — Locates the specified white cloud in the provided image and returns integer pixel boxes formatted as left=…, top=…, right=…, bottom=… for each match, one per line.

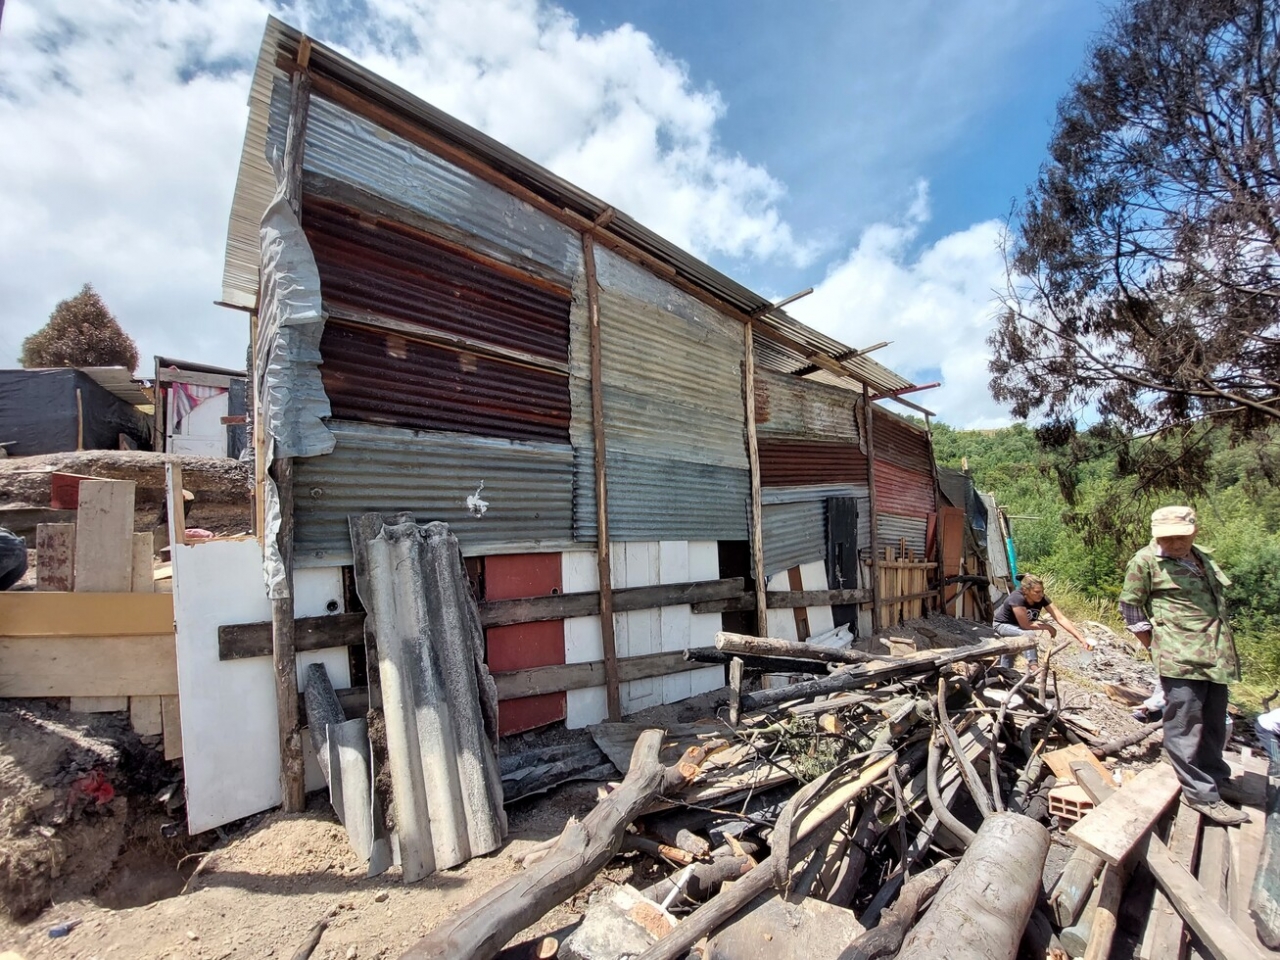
left=0, top=0, right=812, bottom=373
left=788, top=183, right=1012, bottom=429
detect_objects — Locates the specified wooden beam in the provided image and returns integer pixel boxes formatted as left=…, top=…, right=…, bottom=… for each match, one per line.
left=863, top=386, right=881, bottom=631
left=492, top=648, right=717, bottom=700
left=161, top=694, right=183, bottom=760
left=0, top=635, right=178, bottom=697
left=35, top=523, right=76, bottom=591
left=714, top=631, right=870, bottom=666
left=743, top=327, right=768, bottom=636
left=73, top=479, right=135, bottom=592
left=1142, top=802, right=1203, bottom=960
left=130, top=695, right=164, bottom=737
left=165, top=462, right=188, bottom=547
left=582, top=232, right=621, bottom=722
left=691, top=588, right=871, bottom=614
left=0, top=592, right=174, bottom=637
left=130, top=532, right=155, bottom=593
left=1144, top=833, right=1269, bottom=960
left=218, top=579, right=748, bottom=661
left=1068, top=763, right=1182, bottom=866
left=156, top=369, right=235, bottom=388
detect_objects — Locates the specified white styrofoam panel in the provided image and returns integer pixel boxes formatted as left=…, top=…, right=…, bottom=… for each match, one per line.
left=659, top=541, right=692, bottom=704
left=687, top=540, right=725, bottom=696
left=172, top=537, right=351, bottom=833
left=566, top=686, right=608, bottom=729
left=799, top=560, right=836, bottom=636
left=618, top=541, right=660, bottom=713
left=765, top=569, right=800, bottom=641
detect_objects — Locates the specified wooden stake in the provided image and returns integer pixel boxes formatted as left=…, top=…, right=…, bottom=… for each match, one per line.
left=863, top=386, right=880, bottom=632
left=582, top=233, right=621, bottom=722
left=743, top=324, right=768, bottom=637
left=75, top=387, right=84, bottom=450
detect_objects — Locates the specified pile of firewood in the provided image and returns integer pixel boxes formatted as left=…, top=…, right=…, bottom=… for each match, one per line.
left=390, top=625, right=1235, bottom=960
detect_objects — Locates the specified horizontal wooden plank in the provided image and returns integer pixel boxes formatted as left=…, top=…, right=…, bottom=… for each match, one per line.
left=219, top=578, right=749, bottom=661
left=0, top=635, right=178, bottom=697
left=692, top=588, right=871, bottom=614
left=493, top=648, right=719, bottom=700
left=219, top=611, right=365, bottom=661
left=0, top=592, right=175, bottom=637
left=1068, top=763, right=1182, bottom=866
left=157, top=369, right=235, bottom=388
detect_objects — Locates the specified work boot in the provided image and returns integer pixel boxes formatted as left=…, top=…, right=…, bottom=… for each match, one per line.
left=1184, top=797, right=1251, bottom=826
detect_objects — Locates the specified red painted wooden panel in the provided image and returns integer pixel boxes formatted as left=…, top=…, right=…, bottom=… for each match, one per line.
left=484, top=553, right=566, bottom=734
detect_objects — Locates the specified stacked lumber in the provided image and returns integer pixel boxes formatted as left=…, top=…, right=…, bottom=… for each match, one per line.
left=873, top=539, right=935, bottom=625
left=0, top=477, right=182, bottom=758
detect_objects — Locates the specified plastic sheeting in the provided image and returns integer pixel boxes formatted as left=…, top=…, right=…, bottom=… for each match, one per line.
left=0, top=369, right=151, bottom=455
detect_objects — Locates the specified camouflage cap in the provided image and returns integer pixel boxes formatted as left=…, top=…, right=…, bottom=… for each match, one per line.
left=1151, top=505, right=1196, bottom=537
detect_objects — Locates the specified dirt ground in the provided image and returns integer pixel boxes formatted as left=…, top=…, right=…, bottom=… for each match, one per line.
left=0, top=451, right=252, bottom=540
left=0, top=622, right=1251, bottom=960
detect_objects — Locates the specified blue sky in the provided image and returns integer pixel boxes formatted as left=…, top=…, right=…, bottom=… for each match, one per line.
left=0, top=0, right=1112, bottom=426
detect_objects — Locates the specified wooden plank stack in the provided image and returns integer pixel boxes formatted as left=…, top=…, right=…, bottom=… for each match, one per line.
left=875, top=539, right=936, bottom=626
left=0, top=477, right=182, bottom=758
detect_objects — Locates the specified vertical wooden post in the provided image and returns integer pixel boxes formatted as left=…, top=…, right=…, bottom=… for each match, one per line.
left=863, top=386, right=881, bottom=632
left=924, top=413, right=945, bottom=615
left=75, top=388, right=84, bottom=451
left=743, top=325, right=768, bottom=637
left=581, top=233, right=622, bottom=722
left=270, top=60, right=312, bottom=813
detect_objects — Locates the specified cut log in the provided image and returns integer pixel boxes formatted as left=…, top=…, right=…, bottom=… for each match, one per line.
left=1050, top=847, right=1104, bottom=928
left=399, top=729, right=682, bottom=960
left=1250, top=773, right=1280, bottom=947
left=837, top=860, right=955, bottom=960
left=714, top=631, right=870, bottom=665
left=1081, top=862, right=1127, bottom=960
left=894, top=812, right=1050, bottom=960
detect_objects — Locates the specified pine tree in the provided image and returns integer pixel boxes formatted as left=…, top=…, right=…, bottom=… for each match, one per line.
left=20, top=284, right=140, bottom=372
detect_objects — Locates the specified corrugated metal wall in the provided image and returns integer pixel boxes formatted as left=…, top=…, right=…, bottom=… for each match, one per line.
left=871, top=406, right=933, bottom=474
left=297, top=89, right=582, bottom=281
left=570, top=247, right=749, bottom=543
left=762, top=500, right=826, bottom=577
left=759, top=440, right=870, bottom=487
left=754, top=368, right=860, bottom=443
left=319, top=323, right=570, bottom=443
left=873, top=460, right=936, bottom=518
left=293, top=422, right=576, bottom=565
left=877, top=514, right=928, bottom=557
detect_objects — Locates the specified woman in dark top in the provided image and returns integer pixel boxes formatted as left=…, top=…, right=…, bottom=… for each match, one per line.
left=994, top=573, right=1092, bottom=667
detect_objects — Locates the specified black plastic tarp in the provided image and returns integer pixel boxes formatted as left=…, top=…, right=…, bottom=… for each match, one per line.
left=0, top=368, right=152, bottom=456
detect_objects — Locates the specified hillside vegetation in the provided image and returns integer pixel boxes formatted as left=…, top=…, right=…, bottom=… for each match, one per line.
left=931, top=422, right=1280, bottom=707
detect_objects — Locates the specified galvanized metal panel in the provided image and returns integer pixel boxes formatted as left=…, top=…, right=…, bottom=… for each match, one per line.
left=872, top=407, right=933, bottom=474
left=759, top=440, right=869, bottom=487
left=303, top=197, right=573, bottom=362
left=318, top=322, right=571, bottom=443
left=573, top=449, right=749, bottom=543
left=301, top=94, right=582, bottom=281
left=294, top=421, right=576, bottom=566
left=877, top=514, right=928, bottom=557
left=754, top=368, right=860, bottom=443
left=873, top=460, right=936, bottom=518
left=762, top=500, right=826, bottom=578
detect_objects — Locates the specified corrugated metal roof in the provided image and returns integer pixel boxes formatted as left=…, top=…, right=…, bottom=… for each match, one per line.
left=222, top=17, right=917, bottom=398
left=762, top=499, right=826, bottom=578
left=293, top=421, right=576, bottom=566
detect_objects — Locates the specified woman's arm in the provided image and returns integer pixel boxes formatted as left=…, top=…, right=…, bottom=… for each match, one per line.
left=1045, top=602, right=1093, bottom=650
left=1012, top=605, right=1055, bottom=636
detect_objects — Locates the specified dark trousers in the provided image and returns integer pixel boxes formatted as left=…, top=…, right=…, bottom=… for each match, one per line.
left=1161, top=677, right=1232, bottom=804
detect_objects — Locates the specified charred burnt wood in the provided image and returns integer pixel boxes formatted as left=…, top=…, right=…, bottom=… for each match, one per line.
left=1090, top=719, right=1162, bottom=758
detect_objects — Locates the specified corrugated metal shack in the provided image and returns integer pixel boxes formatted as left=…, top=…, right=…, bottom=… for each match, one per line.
left=220, top=19, right=944, bottom=750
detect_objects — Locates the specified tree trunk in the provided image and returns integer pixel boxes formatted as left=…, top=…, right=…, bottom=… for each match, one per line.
left=894, top=813, right=1049, bottom=960
left=715, top=631, right=870, bottom=665
left=400, top=729, right=680, bottom=960
left=837, top=860, right=955, bottom=960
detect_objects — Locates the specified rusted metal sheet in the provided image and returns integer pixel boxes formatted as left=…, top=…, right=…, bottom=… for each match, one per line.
left=762, top=500, right=826, bottom=577
left=574, top=449, right=750, bottom=543
left=873, top=459, right=936, bottom=518
left=871, top=406, right=933, bottom=474
left=878, top=513, right=928, bottom=557
left=484, top=554, right=566, bottom=735
left=318, top=322, right=570, bottom=443
left=293, top=421, right=576, bottom=566
left=303, top=198, right=572, bottom=363
left=759, top=440, right=869, bottom=487
left=754, top=368, right=860, bottom=443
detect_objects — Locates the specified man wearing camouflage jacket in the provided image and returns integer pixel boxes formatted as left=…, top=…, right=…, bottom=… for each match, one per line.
left=1118, top=506, right=1248, bottom=826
